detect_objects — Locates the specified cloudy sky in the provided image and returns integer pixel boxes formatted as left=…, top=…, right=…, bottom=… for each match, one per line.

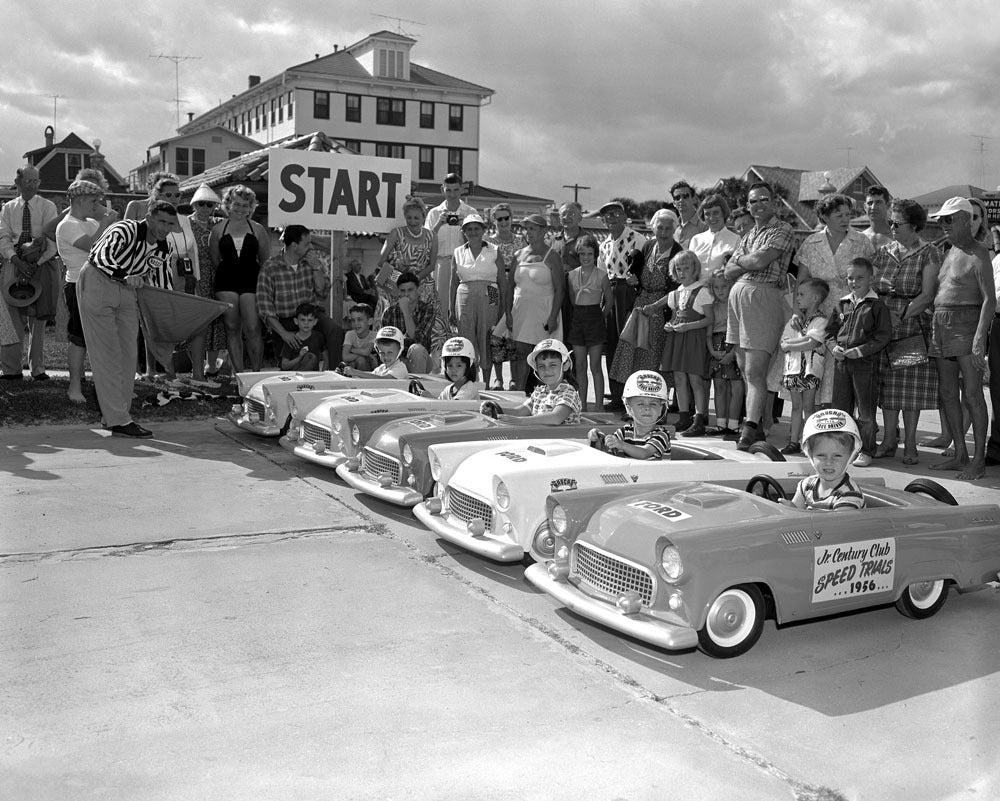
left=1, top=0, right=998, bottom=209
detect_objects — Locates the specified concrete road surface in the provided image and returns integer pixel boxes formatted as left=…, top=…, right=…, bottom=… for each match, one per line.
left=2, top=419, right=998, bottom=801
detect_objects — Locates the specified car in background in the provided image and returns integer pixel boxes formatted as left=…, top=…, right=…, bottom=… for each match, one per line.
left=525, top=476, right=1000, bottom=657
left=412, top=438, right=792, bottom=564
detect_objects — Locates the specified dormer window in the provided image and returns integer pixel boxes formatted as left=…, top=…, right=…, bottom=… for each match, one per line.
left=378, top=48, right=404, bottom=79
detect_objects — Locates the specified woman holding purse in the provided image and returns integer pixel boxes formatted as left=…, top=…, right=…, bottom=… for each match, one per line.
left=871, top=198, right=940, bottom=465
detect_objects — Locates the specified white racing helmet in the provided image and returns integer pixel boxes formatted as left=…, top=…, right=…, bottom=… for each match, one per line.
left=801, top=409, right=862, bottom=457
left=440, top=336, right=477, bottom=372
left=375, top=326, right=406, bottom=350
left=623, top=370, right=669, bottom=402
left=527, top=338, right=572, bottom=371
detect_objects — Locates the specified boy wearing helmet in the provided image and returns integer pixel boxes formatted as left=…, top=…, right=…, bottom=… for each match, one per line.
left=784, top=409, right=866, bottom=511
left=497, top=338, right=582, bottom=425
left=593, top=370, right=672, bottom=459
left=371, top=326, right=410, bottom=379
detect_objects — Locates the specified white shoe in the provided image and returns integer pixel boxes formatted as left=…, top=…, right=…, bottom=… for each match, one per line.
left=852, top=453, right=872, bottom=467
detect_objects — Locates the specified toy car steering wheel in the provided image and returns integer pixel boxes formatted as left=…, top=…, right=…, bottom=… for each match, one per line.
left=480, top=400, right=502, bottom=419
left=745, top=474, right=788, bottom=503
left=588, top=428, right=610, bottom=452
left=408, top=378, right=427, bottom=397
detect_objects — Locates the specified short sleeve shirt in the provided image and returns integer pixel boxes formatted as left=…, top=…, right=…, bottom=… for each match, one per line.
left=796, top=474, right=865, bottom=510
left=612, top=422, right=671, bottom=459
left=373, top=360, right=410, bottom=379
left=528, top=380, right=582, bottom=424
left=438, top=381, right=480, bottom=400
left=56, top=215, right=99, bottom=282
left=731, top=219, right=796, bottom=286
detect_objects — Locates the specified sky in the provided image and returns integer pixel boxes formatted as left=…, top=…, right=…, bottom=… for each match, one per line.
left=1, top=0, right=999, bottom=210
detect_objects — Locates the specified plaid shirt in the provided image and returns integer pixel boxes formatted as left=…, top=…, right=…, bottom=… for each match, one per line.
left=256, top=253, right=315, bottom=320
left=528, top=381, right=582, bottom=424
left=380, top=298, right=436, bottom=351
left=599, top=226, right=648, bottom=280
left=731, top=218, right=795, bottom=287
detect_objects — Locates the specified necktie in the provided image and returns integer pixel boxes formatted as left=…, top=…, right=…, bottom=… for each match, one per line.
left=18, top=202, right=32, bottom=247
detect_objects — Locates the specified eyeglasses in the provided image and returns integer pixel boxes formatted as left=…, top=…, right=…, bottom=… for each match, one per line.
left=493, top=215, right=510, bottom=222
left=937, top=214, right=957, bottom=224
left=888, top=220, right=907, bottom=229
left=194, top=201, right=216, bottom=208
left=672, top=193, right=692, bottom=201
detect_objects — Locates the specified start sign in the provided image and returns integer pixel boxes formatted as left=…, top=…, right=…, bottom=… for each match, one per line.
left=268, top=149, right=411, bottom=233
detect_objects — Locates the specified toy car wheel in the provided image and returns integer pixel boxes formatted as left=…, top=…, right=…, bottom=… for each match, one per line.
left=279, top=415, right=292, bottom=437
left=698, top=584, right=766, bottom=658
left=895, top=579, right=948, bottom=619
left=748, top=441, right=785, bottom=462
left=745, top=474, right=787, bottom=502
left=903, top=478, right=958, bottom=506
left=480, top=400, right=502, bottom=419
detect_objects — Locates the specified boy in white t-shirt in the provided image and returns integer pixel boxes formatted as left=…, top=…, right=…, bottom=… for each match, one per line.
left=341, top=303, right=376, bottom=371
left=371, top=326, right=410, bottom=379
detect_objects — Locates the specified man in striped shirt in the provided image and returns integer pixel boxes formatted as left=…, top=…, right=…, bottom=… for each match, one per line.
left=77, top=201, right=179, bottom=438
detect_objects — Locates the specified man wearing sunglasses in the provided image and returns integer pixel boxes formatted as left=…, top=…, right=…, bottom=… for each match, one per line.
left=671, top=180, right=707, bottom=248
left=926, top=196, right=996, bottom=480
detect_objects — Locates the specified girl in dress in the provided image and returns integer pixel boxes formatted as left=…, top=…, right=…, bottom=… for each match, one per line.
left=778, top=278, right=830, bottom=455
left=566, top=235, right=612, bottom=412
left=661, top=251, right=713, bottom=437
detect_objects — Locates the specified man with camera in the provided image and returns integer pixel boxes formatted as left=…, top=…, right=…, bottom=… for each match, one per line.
left=0, top=165, right=60, bottom=380
left=426, top=173, right=476, bottom=313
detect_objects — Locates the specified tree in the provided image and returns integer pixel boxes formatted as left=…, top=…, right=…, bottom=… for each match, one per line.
left=610, top=196, right=641, bottom=221
left=636, top=199, right=670, bottom=220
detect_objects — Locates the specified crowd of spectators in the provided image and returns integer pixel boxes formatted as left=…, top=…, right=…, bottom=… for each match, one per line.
left=1, top=167, right=998, bottom=477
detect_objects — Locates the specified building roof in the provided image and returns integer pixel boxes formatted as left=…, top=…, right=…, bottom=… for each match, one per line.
left=177, top=131, right=354, bottom=193
left=149, top=125, right=261, bottom=151
left=910, top=184, right=988, bottom=208
left=745, top=164, right=886, bottom=229
left=23, top=132, right=93, bottom=160
left=413, top=181, right=552, bottom=206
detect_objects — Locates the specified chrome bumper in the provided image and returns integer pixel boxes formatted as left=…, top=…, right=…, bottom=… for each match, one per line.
left=336, top=464, right=425, bottom=506
left=413, top=502, right=524, bottom=562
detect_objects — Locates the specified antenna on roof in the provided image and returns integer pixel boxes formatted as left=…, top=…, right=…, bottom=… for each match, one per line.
left=371, top=13, right=425, bottom=37
left=150, top=53, right=202, bottom=130
left=838, top=146, right=855, bottom=169
left=971, top=134, right=992, bottom=188
left=46, top=94, right=63, bottom=137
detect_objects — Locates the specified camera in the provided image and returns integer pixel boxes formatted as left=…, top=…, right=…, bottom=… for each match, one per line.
left=446, top=213, right=460, bottom=225
left=177, top=257, right=194, bottom=277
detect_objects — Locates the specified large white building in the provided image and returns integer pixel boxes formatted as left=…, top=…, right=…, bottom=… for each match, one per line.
left=174, top=31, right=494, bottom=186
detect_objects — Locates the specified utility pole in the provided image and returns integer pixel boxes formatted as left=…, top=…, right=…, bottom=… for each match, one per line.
left=971, top=134, right=992, bottom=188
left=151, top=53, right=201, bottom=130
left=562, top=183, right=591, bottom=204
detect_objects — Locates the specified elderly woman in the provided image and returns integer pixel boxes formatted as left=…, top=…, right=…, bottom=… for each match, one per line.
left=608, top=208, right=682, bottom=389
left=376, top=196, right=439, bottom=321
left=795, top=193, right=875, bottom=402
left=450, top=213, right=502, bottom=386
left=508, top=213, right=564, bottom=391
left=689, top=194, right=740, bottom=275
left=210, top=185, right=270, bottom=372
left=871, top=199, right=941, bottom=464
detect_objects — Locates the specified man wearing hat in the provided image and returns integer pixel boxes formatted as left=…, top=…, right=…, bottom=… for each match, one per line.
left=55, top=180, right=119, bottom=402
left=598, top=200, right=647, bottom=409
left=0, top=165, right=59, bottom=380
left=927, top=196, right=996, bottom=480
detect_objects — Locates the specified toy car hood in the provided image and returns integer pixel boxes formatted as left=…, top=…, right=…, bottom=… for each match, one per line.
left=369, top=411, right=492, bottom=452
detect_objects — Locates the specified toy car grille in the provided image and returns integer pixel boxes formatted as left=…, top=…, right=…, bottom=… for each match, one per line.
left=245, top=398, right=265, bottom=422
left=302, top=421, right=331, bottom=449
left=573, top=543, right=654, bottom=605
left=361, top=448, right=401, bottom=484
left=446, top=488, right=493, bottom=531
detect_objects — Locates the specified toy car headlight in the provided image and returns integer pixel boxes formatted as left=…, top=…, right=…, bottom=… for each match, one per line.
left=287, top=396, right=298, bottom=417
left=402, top=444, right=414, bottom=465
left=550, top=504, right=568, bottom=535
left=429, top=451, right=442, bottom=481
left=494, top=479, right=511, bottom=510
left=351, top=425, right=361, bottom=446
left=660, top=544, right=683, bottom=581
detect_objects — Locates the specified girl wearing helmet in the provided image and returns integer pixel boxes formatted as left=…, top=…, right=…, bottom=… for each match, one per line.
left=593, top=370, right=672, bottom=459
left=438, top=336, right=480, bottom=399
left=784, top=409, right=866, bottom=511
left=495, top=338, right=582, bottom=425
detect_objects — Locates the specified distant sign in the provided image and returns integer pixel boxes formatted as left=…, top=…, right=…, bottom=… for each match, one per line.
left=981, top=194, right=1000, bottom=225
left=268, top=150, right=410, bottom=233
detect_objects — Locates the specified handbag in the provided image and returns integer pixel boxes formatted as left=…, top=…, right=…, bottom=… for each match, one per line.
left=619, top=307, right=650, bottom=351
left=888, top=333, right=928, bottom=369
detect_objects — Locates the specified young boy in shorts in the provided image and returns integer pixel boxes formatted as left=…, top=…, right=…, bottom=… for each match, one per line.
left=279, top=303, right=325, bottom=371
left=825, top=258, right=892, bottom=467
left=341, top=303, right=376, bottom=371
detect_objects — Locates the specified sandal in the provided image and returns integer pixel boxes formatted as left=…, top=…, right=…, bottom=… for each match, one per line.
left=873, top=442, right=898, bottom=459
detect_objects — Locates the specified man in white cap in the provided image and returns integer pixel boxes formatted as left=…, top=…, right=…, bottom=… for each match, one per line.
left=927, top=196, right=996, bottom=480
left=598, top=200, right=647, bottom=409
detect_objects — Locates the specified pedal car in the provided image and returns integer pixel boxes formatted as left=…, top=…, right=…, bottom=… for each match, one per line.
left=287, top=390, right=524, bottom=470
left=525, top=476, right=1000, bottom=657
left=229, top=370, right=452, bottom=437
left=336, top=409, right=623, bottom=506
left=412, top=437, right=793, bottom=563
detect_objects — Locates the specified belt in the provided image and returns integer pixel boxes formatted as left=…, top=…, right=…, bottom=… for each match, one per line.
left=739, top=277, right=782, bottom=288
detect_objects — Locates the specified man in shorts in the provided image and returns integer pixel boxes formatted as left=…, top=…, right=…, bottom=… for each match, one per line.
left=927, top=196, right=996, bottom=480
left=724, top=182, right=796, bottom=451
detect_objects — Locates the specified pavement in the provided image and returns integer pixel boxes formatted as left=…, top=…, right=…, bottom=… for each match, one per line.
left=2, top=417, right=999, bottom=800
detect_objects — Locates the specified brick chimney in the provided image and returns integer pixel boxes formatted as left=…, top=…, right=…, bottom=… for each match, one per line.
left=248, top=75, right=261, bottom=88
left=44, top=125, right=54, bottom=147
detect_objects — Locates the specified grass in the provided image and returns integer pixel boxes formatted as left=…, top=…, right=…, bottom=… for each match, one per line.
left=2, top=304, right=238, bottom=427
